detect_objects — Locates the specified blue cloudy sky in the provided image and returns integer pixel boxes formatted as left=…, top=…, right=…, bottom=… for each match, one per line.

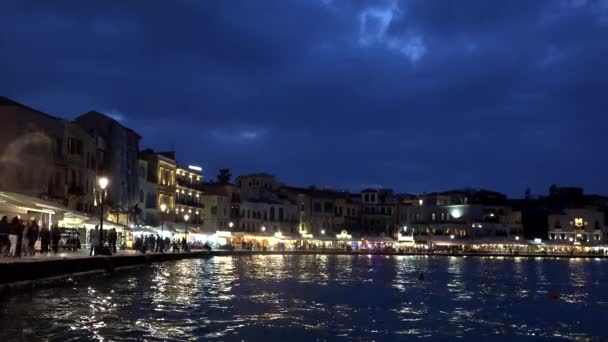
left=1, top=0, right=607, bottom=196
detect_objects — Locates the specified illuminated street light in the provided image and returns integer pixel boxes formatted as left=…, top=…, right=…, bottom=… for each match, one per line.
left=229, top=221, right=234, bottom=228
left=261, top=226, right=266, bottom=232
left=183, top=214, right=190, bottom=252
left=94, top=177, right=110, bottom=253
left=159, top=203, right=167, bottom=252
left=98, top=177, right=109, bottom=190
left=515, top=236, right=520, bottom=241
left=450, top=234, right=455, bottom=239
left=321, top=229, right=325, bottom=235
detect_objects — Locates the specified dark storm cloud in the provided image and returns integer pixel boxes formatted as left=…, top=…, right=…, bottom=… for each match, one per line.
left=1, top=0, right=607, bottom=195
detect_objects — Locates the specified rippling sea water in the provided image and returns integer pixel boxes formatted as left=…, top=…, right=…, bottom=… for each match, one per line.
left=1, top=255, right=607, bottom=341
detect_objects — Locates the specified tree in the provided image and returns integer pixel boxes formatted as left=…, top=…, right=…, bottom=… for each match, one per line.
left=217, top=169, right=232, bottom=183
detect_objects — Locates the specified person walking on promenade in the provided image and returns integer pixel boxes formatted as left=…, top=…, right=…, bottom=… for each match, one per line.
left=155, top=234, right=161, bottom=252
left=0, top=216, right=10, bottom=256
left=90, top=226, right=99, bottom=256
left=9, top=217, right=20, bottom=257
left=21, top=220, right=30, bottom=256
left=110, top=228, right=117, bottom=254
left=51, top=224, right=61, bottom=254
left=40, top=224, right=50, bottom=254
left=181, top=237, right=188, bottom=252
left=27, top=219, right=39, bottom=256
left=150, top=234, right=156, bottom=253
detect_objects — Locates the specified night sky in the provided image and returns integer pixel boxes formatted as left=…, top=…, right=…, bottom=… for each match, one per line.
left=2, top=0, right=607, bottom=197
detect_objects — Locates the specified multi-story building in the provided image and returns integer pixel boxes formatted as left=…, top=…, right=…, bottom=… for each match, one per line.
left=280, top=186, right=354, bottom=236
left=357, top=189, right=399, bottom=237
left=238, top=198, right=299, bottom=234
left=137, top=159, right=159, bottom=225
left=175, top=164, right=204, bottom=224
left=548, top=208, right=606, bottom=244
left=139, top=149, right=176, bottom=225
left=406, top=190, right=522, bottom=238
left=200, top=182, right=241, bottom=232
left=236, top=173, right=280, bottom=201
left=0, top=96, right=101, bottom=214
left=74, top=110, right=140, bottom=215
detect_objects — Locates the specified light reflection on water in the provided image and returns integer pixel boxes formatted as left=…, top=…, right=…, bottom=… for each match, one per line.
left=1, top=255, right=607, bottom=341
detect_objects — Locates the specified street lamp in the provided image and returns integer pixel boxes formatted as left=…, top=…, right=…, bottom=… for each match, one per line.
left=321, top=229, right=325, bottom=235
left=229, top=221, right=234, bottom=228
left=515, top=236, right=520, bottom=241
left=450, top=234, right=455, bottom=240
left=93, top=177, right=109, bottom=252
left=261, top=226, right=266, bottom=232
left=184, top=214, right=190, bottom=251
left=160, top=203, right=167, bottom=252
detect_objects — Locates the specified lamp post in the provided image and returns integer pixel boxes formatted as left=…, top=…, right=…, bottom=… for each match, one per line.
left=93, top=177, right=109, bottom=253
left=184, top=214, right=190, bottom=251
left=160, top=203, right=167, bottom=252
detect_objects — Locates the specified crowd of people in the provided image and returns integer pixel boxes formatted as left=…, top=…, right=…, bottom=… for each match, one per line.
left=0, top=216, right=213, bottom=258
left=0, top=216, right=65, bottom=257
left=132, top=234, right=207, bottom=254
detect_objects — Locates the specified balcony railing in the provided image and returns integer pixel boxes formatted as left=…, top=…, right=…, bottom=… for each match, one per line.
left=176, top=177, right=203, bottom=191
left=176, top=197, right=203, bottom=208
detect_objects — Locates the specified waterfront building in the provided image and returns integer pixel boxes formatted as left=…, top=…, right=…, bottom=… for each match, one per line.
left=406, top=189, right=522, bottom=238
left=74, top=110, right=140, bottom=215
left=357, top=189, right=399, bottom=237
left=201, top=182, right=241, bottom=232
left=138, top=149, right=176, bottom=225
left=280, top=186, right=353, bottom=237
left=137, top=159, right=159, bottom=226
left=548, top=208, right=606, bottom=244
left=175, top=164, right=204, bottom=224
left=238, top=198, right=299, bottom=234
left=236, top=173, right=281, bottom=201
left=0, top=96, right=101, bottom=214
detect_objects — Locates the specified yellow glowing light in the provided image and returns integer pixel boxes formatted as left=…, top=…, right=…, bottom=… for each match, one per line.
left=574, top=217, right=584, bottom=228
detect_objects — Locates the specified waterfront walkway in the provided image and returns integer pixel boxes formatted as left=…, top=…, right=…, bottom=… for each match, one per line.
left=0, top=249, right=205, bottom=264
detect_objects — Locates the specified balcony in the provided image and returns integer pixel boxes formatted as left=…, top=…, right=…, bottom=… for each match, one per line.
left=176, top=177, right=203, bottom=191
left=176, top=197, right=203, bottom=208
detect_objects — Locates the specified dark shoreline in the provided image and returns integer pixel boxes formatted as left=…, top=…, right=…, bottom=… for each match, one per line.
left=1, top=250, right=605, bottom=295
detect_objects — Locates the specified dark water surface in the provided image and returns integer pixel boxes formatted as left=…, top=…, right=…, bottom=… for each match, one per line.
left=1, top=255, right=607, bottom=341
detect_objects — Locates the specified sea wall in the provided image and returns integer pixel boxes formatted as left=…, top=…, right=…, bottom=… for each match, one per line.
left=0, top=251, right=210, bottom=292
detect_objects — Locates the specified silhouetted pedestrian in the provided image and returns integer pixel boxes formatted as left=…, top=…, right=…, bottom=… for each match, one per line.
left=110, top=228, right=117, bottom=254
left=27, top=219, right=39, bottom=255
left=51, top=224, right=61, bottom=254
left=40, top=224, right=50, bottom=254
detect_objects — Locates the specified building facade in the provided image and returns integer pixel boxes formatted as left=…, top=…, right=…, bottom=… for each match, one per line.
left=0, top=97, right=101, bottom=213
left=175, top=165, right=204, bottom=224
left=200, top=182, right=241, bottom=232
left=548, top=208, right=606, bottom=244
left=74, top=110, right=140, bottom=213
left=138, top=150, right=176, bottom=226
left=405, top=190, right=522, bottom=238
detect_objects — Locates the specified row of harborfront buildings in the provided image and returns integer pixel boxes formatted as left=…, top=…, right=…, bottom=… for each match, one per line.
left=1, top=96, right=608, bottom=248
